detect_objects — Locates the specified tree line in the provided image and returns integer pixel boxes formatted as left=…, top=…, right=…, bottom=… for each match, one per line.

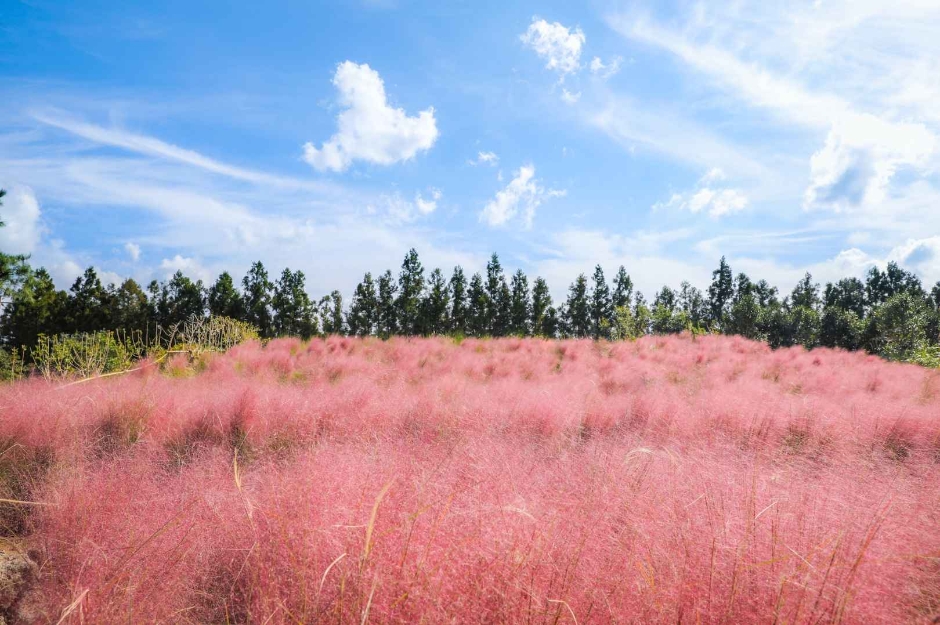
left=2, top=190, right=939, bottom=363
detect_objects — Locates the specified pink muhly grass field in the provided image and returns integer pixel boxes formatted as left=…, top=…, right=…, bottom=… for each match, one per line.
left=2, top=334, right=940, bottom=623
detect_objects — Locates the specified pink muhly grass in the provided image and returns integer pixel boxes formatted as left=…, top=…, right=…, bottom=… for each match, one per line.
left=0, top=335, right=937, bottom=622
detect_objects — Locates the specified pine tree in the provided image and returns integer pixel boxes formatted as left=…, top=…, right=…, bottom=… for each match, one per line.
left=530, top=277, right=552, bottom=337
left=612, top=266, right=633, bottom=311
left=509, top=269, right=530, bottom=336
left=449, top=266, right=468, bottom=335
left=376, top=270, right=398, bottom=338
left=66, top=267, right=111, bottom=333
left=564, top=274, right=590, bottom=338
left=320, top=291, right=344, bottom=335
left=0, top=267, right=67, bottom=347
left=420, top=268, right=450, bottom=335
left=707, top=256, right=734, bottom=331
left=677, top=281, right=706, bottom=327
left=110, top=278, right=151, bottom=335
left=242, top=261, right=274, bottom=337
left=589, top=265, right=612, bottom=339
left=467, top=272, right=488, bottom=336
left=790, top=272, right=820, bottom=310
left=272, top=268, right=316, bottom=338
left=396, top=249, right=425, bottom=336
left=208, top=272, right=244, bottom=319
left=495, top=280, right=511, bottom=336
left=347, top=272, right=378, bottom=337
left=485, top=253, right=504, bottom=334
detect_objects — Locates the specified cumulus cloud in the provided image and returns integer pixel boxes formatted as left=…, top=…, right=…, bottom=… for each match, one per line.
left=124, top=242, right=141, bottom=262
left=589, top=55, right=623, bottom=79
left=0, top=186, right=42, bottom=255
left=654, top=170, right=749, bottom=218
left=480, top=165, right=565, bottom=229
left=303, top=61, right=439, bottom=172
left=804, top=113, right=936, bottom=209
left=520, top=18, right=585, bottom=80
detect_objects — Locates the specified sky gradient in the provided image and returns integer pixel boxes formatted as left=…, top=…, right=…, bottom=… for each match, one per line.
left=2, top=0, right=939, bottom=301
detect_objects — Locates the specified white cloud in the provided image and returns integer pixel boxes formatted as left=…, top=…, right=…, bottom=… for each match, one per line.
left=124, top=242, right=141, bottom=262
left=0, top=186, right=42, bottom=255
left=370, top=188, right=441, bottom=223
left=520, top=18, right=585, bottom=80
left=160, top=255, right=211, bottom=282
left=561, top=89, right=581, bottom=105
left=473, top=151, right=499, bottom=166
left=610, top=10, right=940, bottom=213
left=654, top=170, right=749, bottom=218
left=589, top=56, right=623, bottom=79
left=480, top=164, right=565, bottom=229
left=805, top=113, right=936, bottom=209
left=303, top=61, right=439, bottom=172
left=414, top=188, right=441, bottom=215
left=33, top=111, right=335, bottom=193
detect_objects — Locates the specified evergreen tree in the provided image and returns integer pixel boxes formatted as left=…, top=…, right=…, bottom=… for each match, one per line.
left=485, top=254, right=504, bottom=333
left=376, top=270, right=398, bottom=338
left=110, top=278, right=151, bottom=335
left=542, top=306, right=559, bottom=338
left=347, top=272, right=378, bottom=337
left=272, top=268, right=316, bottom=338
left=790, top=272, right=820, bottom=310
left=66, top=267, right=111, bottom=333
left=631, top=292, right=651, bottom=337
left=396, top=248, right=425, bottom=336
left=509, top=269, right=530, bottom=336
left=589, top=265, right=612, bottom=339
left=320, top=290, right=344, bottom=335
left=449, top=266, right=468, bottom=335
left=754, top=280, right=779, bottom=308
left=824, top=278, right=866, bottom=317
left=0, top=267, right=67, bottom=347
left=420, top=268, right=450, bottom=335
left=612, top=266, right=633, bottom=311
left=530, top=277, right=552, bottom=337
left=677, top=281, right=706, bottom=328
left=242, top=261, right=274, bottom=337
left=164, top=271, right=206, bottom=327
left=564, top=274, right=590, bottom=338
left=494, top=280, right=511, bottom=336
left=707, top=256, right=734, bottom=331
left=467, top=272, right=488, bottom=336
left=208, top=272, right=244, bottom=319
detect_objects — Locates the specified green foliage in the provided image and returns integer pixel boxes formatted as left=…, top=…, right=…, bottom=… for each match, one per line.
left=272, top=268, right=317, bottom=338
left=563, top=274, right=590, bottom=338
left=208, top=272, right=244, bottom=319
left=396, top=248, right=425, bottom=335
left=868, top=292, right=931, bottom=362
left=31, top=330, right=146, bottom=379
left=590, top=265, right=612, bottom=339
left=347, top=272, right=378, bottom=337
left=242, top=261, right=274, bottom=337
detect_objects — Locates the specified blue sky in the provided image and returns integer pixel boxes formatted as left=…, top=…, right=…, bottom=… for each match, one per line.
left=2, top=0, right=939, bottom=301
